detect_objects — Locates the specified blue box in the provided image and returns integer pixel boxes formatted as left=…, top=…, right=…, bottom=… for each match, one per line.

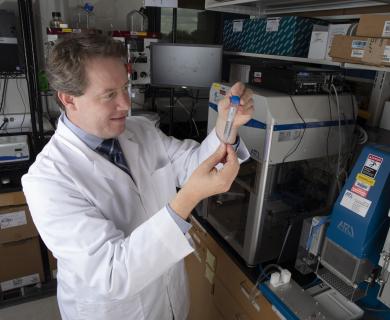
left=224, top=17, right=327, bottom=57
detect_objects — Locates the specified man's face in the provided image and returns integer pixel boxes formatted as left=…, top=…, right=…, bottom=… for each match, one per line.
left=67, top=56, right=131, bottom=139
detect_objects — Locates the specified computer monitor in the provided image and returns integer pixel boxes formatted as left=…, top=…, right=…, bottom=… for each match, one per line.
left=150, top=43, right=222, bottom=88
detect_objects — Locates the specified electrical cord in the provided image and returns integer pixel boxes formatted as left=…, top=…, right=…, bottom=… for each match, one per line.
left=276, top=223, right=293, bottom=265
left=326, top=93, right=332, bottom=170
left=174, top=97, right=200, bottom=137
left=356, top=125, right=368, bottom=144
left=330, top=84, right=343, bottom=191
left=16, top=78, right=27, bottom=132
left=282, top=96, right=306, bottom=163
left=0, top=77, right=8, bottom=114
left=249, top=264, right=283, bottom=302
left=0, top=118, right=8, bottom=130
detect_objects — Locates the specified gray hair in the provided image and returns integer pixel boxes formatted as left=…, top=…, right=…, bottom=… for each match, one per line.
left=46, top=33, right=127, bottom=109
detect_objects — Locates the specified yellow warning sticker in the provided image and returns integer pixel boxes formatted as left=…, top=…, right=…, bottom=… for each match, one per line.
left=356, top=173, right=375, bottom=186
left=212, top=83, right=221, bottom=90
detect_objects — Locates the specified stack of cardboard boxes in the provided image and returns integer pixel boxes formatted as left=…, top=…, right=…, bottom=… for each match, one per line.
left=223, top=16, right=327, bottom=57
left=0, top=192, right=44, bottom=293
left=329, top=15, right=390, bottom=67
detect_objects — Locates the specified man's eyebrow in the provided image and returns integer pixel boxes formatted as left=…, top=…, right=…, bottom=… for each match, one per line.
left=100, top=81, right=130, bottom=94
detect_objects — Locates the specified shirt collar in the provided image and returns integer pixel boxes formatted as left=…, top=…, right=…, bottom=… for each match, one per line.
left=60, top=113, right=103, bottom=150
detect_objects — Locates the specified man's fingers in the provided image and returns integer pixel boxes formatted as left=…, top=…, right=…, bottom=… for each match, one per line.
left=229, top=82, right=245, bottom=98
left=220, top=145, right=239, bottom=177
left=202, top=144, right=227, bottom=170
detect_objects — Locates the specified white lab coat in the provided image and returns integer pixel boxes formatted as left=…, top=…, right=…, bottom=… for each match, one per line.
left=22, top=116, right=249, bottom=320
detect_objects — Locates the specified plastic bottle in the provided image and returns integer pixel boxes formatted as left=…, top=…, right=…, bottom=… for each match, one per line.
left=49, top=12, right=63, bottom=28
left=223, top=95, right=240, bottom=143
left=126, top=9, right=148, bottom=33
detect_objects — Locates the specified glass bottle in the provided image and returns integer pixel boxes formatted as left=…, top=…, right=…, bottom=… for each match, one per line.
left=126, top=9, right=148, bottom=33
left=49, top=12, right=63, bottom=28
left=73, top=3, right=95, bottom=29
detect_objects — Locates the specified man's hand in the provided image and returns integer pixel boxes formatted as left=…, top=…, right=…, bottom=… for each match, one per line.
left=216, top=82, right=254, bottom=144
left=170, top=144, right=239, bottom=219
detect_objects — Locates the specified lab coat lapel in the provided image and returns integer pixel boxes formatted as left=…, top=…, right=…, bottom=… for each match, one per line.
left=56, top=120, right=138, bottom=192
left=118, top=131, right=140, bottom=188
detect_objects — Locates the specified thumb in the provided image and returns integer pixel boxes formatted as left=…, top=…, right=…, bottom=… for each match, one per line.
left=201, top=144, right=227, bottom=171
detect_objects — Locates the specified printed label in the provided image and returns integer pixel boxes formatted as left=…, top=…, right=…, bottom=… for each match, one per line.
left=382, top=21, right=390, bottom=37
left=0, top=37, right=18, bottom=44
left=356, top=173, right=375, bottom=186
left=266, top=18, right=280, bottom=32
left=0, top=210, right=27, bottom=230
left=352, top=40, right=368, bottom=49
left=340, top=190, right=372, bottom=217
left=233, top=20, right=243, bottom=33
left=362, top=154, right=383, bottom=178
left=212, top=83, right=221, bottom=90
left=351, top=49, right=364, bottom=58
left=383, top=45, right=390, bottom=62
left=351, top=185, right=368, bottom=198
left=0, top=273, right=40, bottom=291
left=253, top=71, right=262, bottom=83
left=278, top=130, right=301, bottom=142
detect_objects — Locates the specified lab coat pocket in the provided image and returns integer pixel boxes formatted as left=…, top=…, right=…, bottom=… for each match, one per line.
left=77, top=297, right=144, bottom=320
left=150, top=163, right=177, bottom=208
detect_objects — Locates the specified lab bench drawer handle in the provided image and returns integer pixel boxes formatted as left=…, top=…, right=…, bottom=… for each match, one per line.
left=240, top=280, right=261, bottom=312
left=234, top=313, right=249, bottom=320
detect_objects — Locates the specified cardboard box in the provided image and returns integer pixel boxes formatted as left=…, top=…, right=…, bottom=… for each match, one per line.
left=357, top=15, right=390, bottom=38
left=362, top=38, right=390, bottom=67
left=308, top=25, right=329, bottom=59
left=325, top=24, right=352, bottom=60
left=0, top=205, right=38, bottom=244
left=48, top=250, right=58, bottom=279
left=329, top=35, right=369, bottom=63
left=0, top=192, right=26, bottom=207
left=0, top=237, right=44, bottom=291
left=224, top=16, right=327, bottom=57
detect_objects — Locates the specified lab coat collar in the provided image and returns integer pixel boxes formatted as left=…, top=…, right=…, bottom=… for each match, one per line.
left=55, top=120, right=139, bottom=192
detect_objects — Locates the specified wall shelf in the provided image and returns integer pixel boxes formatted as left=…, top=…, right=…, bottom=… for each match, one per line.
left=205, top=0, right=390, bottom=16
left=224, top=51, right=390, bottom=72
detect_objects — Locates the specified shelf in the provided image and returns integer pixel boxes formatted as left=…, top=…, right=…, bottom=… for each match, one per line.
left=344, top=63, right=390, bottom=72
left=224, top=51, right=390, bottom=72
left=224, top=51, right=342, bottom=66
left=205, top=0, right=389, bottom=16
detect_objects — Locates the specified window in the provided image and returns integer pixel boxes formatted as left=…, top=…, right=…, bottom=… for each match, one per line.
left=160, top=8, right=220, bottom=44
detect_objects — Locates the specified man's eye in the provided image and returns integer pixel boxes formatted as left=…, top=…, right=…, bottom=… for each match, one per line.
left=104, top=92, right=116, bottom=100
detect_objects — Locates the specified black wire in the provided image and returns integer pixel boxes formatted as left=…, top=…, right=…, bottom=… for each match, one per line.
left=282, top=96, right=306, bottom=163
left=15, top=78, right=27, bottom=132
left=0, top=119, right=8, bottom=130
left=0, top=77, right=8, bottom=114
left=326, top=93, right=332, bottom=171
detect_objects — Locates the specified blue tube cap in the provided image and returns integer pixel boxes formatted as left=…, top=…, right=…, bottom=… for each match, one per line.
left=230, top=95, right=240, bottom=105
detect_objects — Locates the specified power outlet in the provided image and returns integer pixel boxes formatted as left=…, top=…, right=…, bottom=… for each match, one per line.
left=0, top=114, right=31, bottom=130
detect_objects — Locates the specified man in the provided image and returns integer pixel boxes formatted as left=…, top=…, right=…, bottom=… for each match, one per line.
left=22, top=34, right=253, bottom=320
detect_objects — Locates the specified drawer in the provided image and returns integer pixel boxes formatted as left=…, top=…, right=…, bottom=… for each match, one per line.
left=216, top=250, right=279, bottom=319
left=213, top=277, right=252, bottom=320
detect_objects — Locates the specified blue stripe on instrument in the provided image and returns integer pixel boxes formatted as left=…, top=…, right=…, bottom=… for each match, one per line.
left=208, top=102, right=355, bottom=131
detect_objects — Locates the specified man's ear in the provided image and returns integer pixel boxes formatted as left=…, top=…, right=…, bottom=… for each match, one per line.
left=58, top=91, right=77, bottom=111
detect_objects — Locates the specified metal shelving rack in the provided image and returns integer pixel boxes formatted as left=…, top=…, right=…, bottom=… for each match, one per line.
left=209, top=1, right=390, bottom=127
left=224, top=51, right=390, bottom=72
left=16, top=0, right=45, bottom=156
left=205, top=0, right=390, bottom=16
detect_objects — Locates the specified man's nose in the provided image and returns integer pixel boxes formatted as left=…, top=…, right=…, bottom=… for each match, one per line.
left=117, top=92, right=131, bottom=111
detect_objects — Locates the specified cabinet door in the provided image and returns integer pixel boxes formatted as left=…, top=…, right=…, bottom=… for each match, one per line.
left=186, top=228, right=223, bottom=320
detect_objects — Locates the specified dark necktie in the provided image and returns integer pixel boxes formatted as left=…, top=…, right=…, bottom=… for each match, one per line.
left=96, top=139, right=131, bottom=176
